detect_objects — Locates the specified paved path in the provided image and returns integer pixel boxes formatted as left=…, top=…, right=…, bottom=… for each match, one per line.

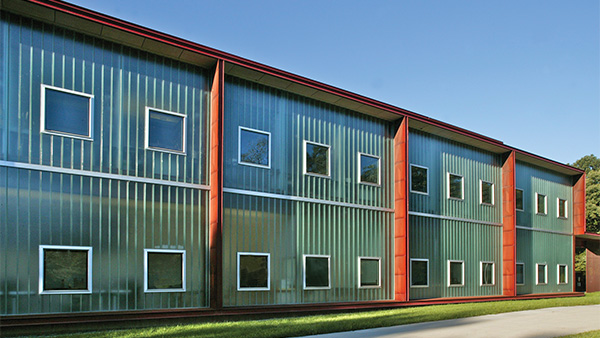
left=300, top=305, right=600, bottom=338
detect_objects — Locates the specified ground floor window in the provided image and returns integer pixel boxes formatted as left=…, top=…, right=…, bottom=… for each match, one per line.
left=410, top=258, right=429, bottom=287
left=516, top=263, right=525, bottom=285
left=39, top=245, right=92, bottom=294
left=238, top=252, right=270, bottom=291
left=448, top=260, right=464, bottom=286
left=557, top=264, right=568, bottom=284
left=536, top=263, right=548, bottom=285
left=358, top=257, right=381, bottom=288
left=480, top=261, right=495, bottom=286
left=304, top=255, right=330, bottom=289
left=144, top=249, right=186, bottom=292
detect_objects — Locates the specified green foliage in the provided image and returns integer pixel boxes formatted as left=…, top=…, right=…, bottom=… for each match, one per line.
left=571, top=154, right=600, bottom=174
left=575, top=248, right=587, bottom=272
left=571, top=154, right=600, bottom=234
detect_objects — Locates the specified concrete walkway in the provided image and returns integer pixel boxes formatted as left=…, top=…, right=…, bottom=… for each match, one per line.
left=301, top=305, right=600, bottom=338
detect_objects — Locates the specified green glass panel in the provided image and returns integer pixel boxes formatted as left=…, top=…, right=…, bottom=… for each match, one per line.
left=411, top=260, right=428, bottom=286
left=360, top=154, right=379, bottom=184
left=43, top=249, right=88, bottom=291
left=305, top=256, right=329, bottom=288
left=360, top=258, right=379, bottom=286
left=239, top=254, right=269, bottom=289
left=147, top=252, right=183, bottom=290
left=410, top=166, right=428, bottom=194
left=305, top=143, right=329, bottom=176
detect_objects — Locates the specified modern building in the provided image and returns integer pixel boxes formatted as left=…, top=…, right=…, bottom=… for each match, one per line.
left=0, top=0, right=595, bottom=326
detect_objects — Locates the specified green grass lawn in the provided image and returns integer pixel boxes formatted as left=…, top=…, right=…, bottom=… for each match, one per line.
left=17, top=292, right=600, bottom=338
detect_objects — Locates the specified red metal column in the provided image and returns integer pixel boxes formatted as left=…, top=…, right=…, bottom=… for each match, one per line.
left=502, top=151, right=516, bottom=296
left=209, top=60, right=224, bottom=309
left=394, top=118, right=409, bottom=302
left=573, top=174, right=586, bottom=235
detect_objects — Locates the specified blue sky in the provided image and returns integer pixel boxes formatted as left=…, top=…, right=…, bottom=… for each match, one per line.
left=70, top=0, right=599, bottom=165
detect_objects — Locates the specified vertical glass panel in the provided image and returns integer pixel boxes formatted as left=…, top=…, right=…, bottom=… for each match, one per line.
left=558, top=199, right=567, bottom=218
left=238, top=253, right=269, bottom=289
left=305, top=256, right=329, bottom=288
left=305, top=142, right=329, bottom=176
left=558, top=265, right=567, bottom=284
left=359, top=258, right=380, bottom=287
left=516, top=263, right=524, bottom=285
left=449, top=261, right=463, bottom=286
left=537, top=264, right=547, bottom=284
left=147, top=109, right=185, bottom=153
left=147, top=252, right=184, bottom=290
left=410, top=259, right=428, bottom=286
left=481, top=262, right=494, bottom=285
left=536, top=194, right=546, bottom=214
left=410, top=165, right=428, bottom=194
left=516, top=189, right=524, bottom=211
left=359, top=154, right=379, bottom=185
left=481, top=181, right=493, bottom=205
left=239, top=128, right=270, bottom=167
left=448, top=174, right=463, bottom=199
left=44, top=87, right=91, bottom=137
left=43, top=249, right=89, bottom=291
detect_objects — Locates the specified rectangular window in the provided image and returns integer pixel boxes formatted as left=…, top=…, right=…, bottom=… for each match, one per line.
left=410, top=165, right=429, bottom=195
left=536, top=193, right=547, bottom=215
left=237, top=252, right=270, bottom=291
left=410, top=258, right=429, bottom=287
left=358, top=257, right=381, bottom=288
left=448, top=260, right=464, bottom=286
left=516, top=263, right=525, bottom=285
left=145, top=107, right=186, bottom=154
left=303, top=255, right=330, bottom=289
left=480, top=180, right=494, bottom=205
left=41, top=85, right=93, bottom=140
left=39, top=245, right=92, bottom=294
left=358, top=153, right=380, bottom=185
left=536, top=263, right=547, bottom=285
left=448, top=173, right=464, bottom=200
left=304, top=141, right=330, bottom=177
left=480, top=261, right=495, bottom=286
left=557, top=199, right=568, bottom=219
left=557, top=265, right=568, bottom=284
left=238, top=127, right=271, bottom=168
left=144, top=249, right=186, bottom=292
left=516, top=189, right=524, bottom=211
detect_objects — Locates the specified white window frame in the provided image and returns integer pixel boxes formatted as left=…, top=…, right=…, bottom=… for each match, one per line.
left=535, top=193, right=547, bottom=215
left=557, top=198, right=568, bottom=219
left=144, top=106, right=187, bottom=155
left=479, top=180, right=495, bottom=206
left=480, top=261, right=495, bottom=286
left=303, top=140, right=331, bottom=178
left=447, top=172, right=464, bottom=201
left=144, top=248, right=186, bottom=293
left=410, top=258, right=429, bottom=288
left=557, top=264, right=568, bottom=285
left=238, top=126, right=271, bottom=169
left=357, top=153, right=381, bottom=186
left=303, top=254, right=331, bottom=290
left=536, top=263, right=548, bottom=285
left=40, top=84, right=94, bottom=140
left=358, top=256, right=381, bottom=289
left=515, top=188, right=524, bottom=211
left=448, top=260, right=465, bottom=287
left=516, top=262, right=525, bottom=286
left=410, top=164, right=429, bottom=195
left=39, top=245, right=93, bottom=295
left=237, top=252, right=271, bottom=291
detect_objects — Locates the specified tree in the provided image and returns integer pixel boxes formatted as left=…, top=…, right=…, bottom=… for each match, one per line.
left=571, top=154, right=600, bottom=174
left=570, top=154, right=600, bottom=233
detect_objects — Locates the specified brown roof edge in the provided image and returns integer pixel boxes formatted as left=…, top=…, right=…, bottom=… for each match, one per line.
left=14, top=0, right=583, bottom=175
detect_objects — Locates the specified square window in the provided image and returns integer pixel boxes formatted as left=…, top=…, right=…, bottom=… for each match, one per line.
left=558, top=265, right=568, bottom=284
left=536, top=193, right=547, bottom=215
left=239, top=127, right=271, bottom=168
left=448, top=173, right=464, bottom=200
left=536, top=263, right=547, bottom=285
left=237, top=252, right=270, bottom=291
left=145, top=107, right=186, bottom=154
left=516, top=263, right=525, bottom=285
left=359, top=257, right=381, bottom=288
left=557, top=199, right=568, bottom=219
left=516, top=189, right=524, bottom=211
left=480, top=261, right=495, bottom=286
left=410, top=165, right=428, bottom=194
left=410, top=259, right=429, bottom=287
left=39, top=245, right=92, bottom=294
left=41, top=85, right=93, bottom=139
left=448, top=260, right=464, bottom=286
left=358, top=153, right=380, bottom=185
left=144, top=249, right=185, bottom=292
left=480, top=181, right=494, bottom=205
left=304, top=141, right=330, bottom=177
left=304, top=255, right=330, bottom=289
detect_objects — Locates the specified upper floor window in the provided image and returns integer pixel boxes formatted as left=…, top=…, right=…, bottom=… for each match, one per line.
left=41, top=85, right=93, bottom=140
left=536, top=193, right=547, bottom=215
left=238, top=127, right=271, bottom=168
left=304, top=141, right=330, bottom=177
left=410, top=165, right=428, bottom=195
left=480, top=180, right=494, bottom=205
left=144, top=248, right=186, bottom=293
left=145, top=107, right=186, bottom=154
left=447, top=173, right=464, bottom=200
left=516, top=189, right=524, bottom=211
left=557, top=198, right=568, bottom=219
left=358, top=153, right=380, bottom=185
left=39, top=245, right=92, bottom=294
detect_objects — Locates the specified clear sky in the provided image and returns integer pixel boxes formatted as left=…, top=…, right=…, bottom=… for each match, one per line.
left=70, top=0, right=599, bottom=165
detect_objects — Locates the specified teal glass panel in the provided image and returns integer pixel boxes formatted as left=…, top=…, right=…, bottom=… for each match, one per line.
left=305, top=256, right=329, bottom=288
left=449, top=262, right=463, bottom=285
left=410, top=165, right=428, bottom=194
left=360, top=154, right=379, bottom=184
left=147, top=252, right=184, bottom=290
left=410, top=260, right=428, bottom=286
left=239, top=254, right=269, bottom=289
left=43, top=249, right=88, bottom=291
left=305, top=143, right=329, bottom=176
left=147, top=110, right=184, bottom=153
left=239, top=129, right=269, bottom=167
left=44, top=88, right=91, bottom=137
left=360, top=258, right=379, bottom=287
